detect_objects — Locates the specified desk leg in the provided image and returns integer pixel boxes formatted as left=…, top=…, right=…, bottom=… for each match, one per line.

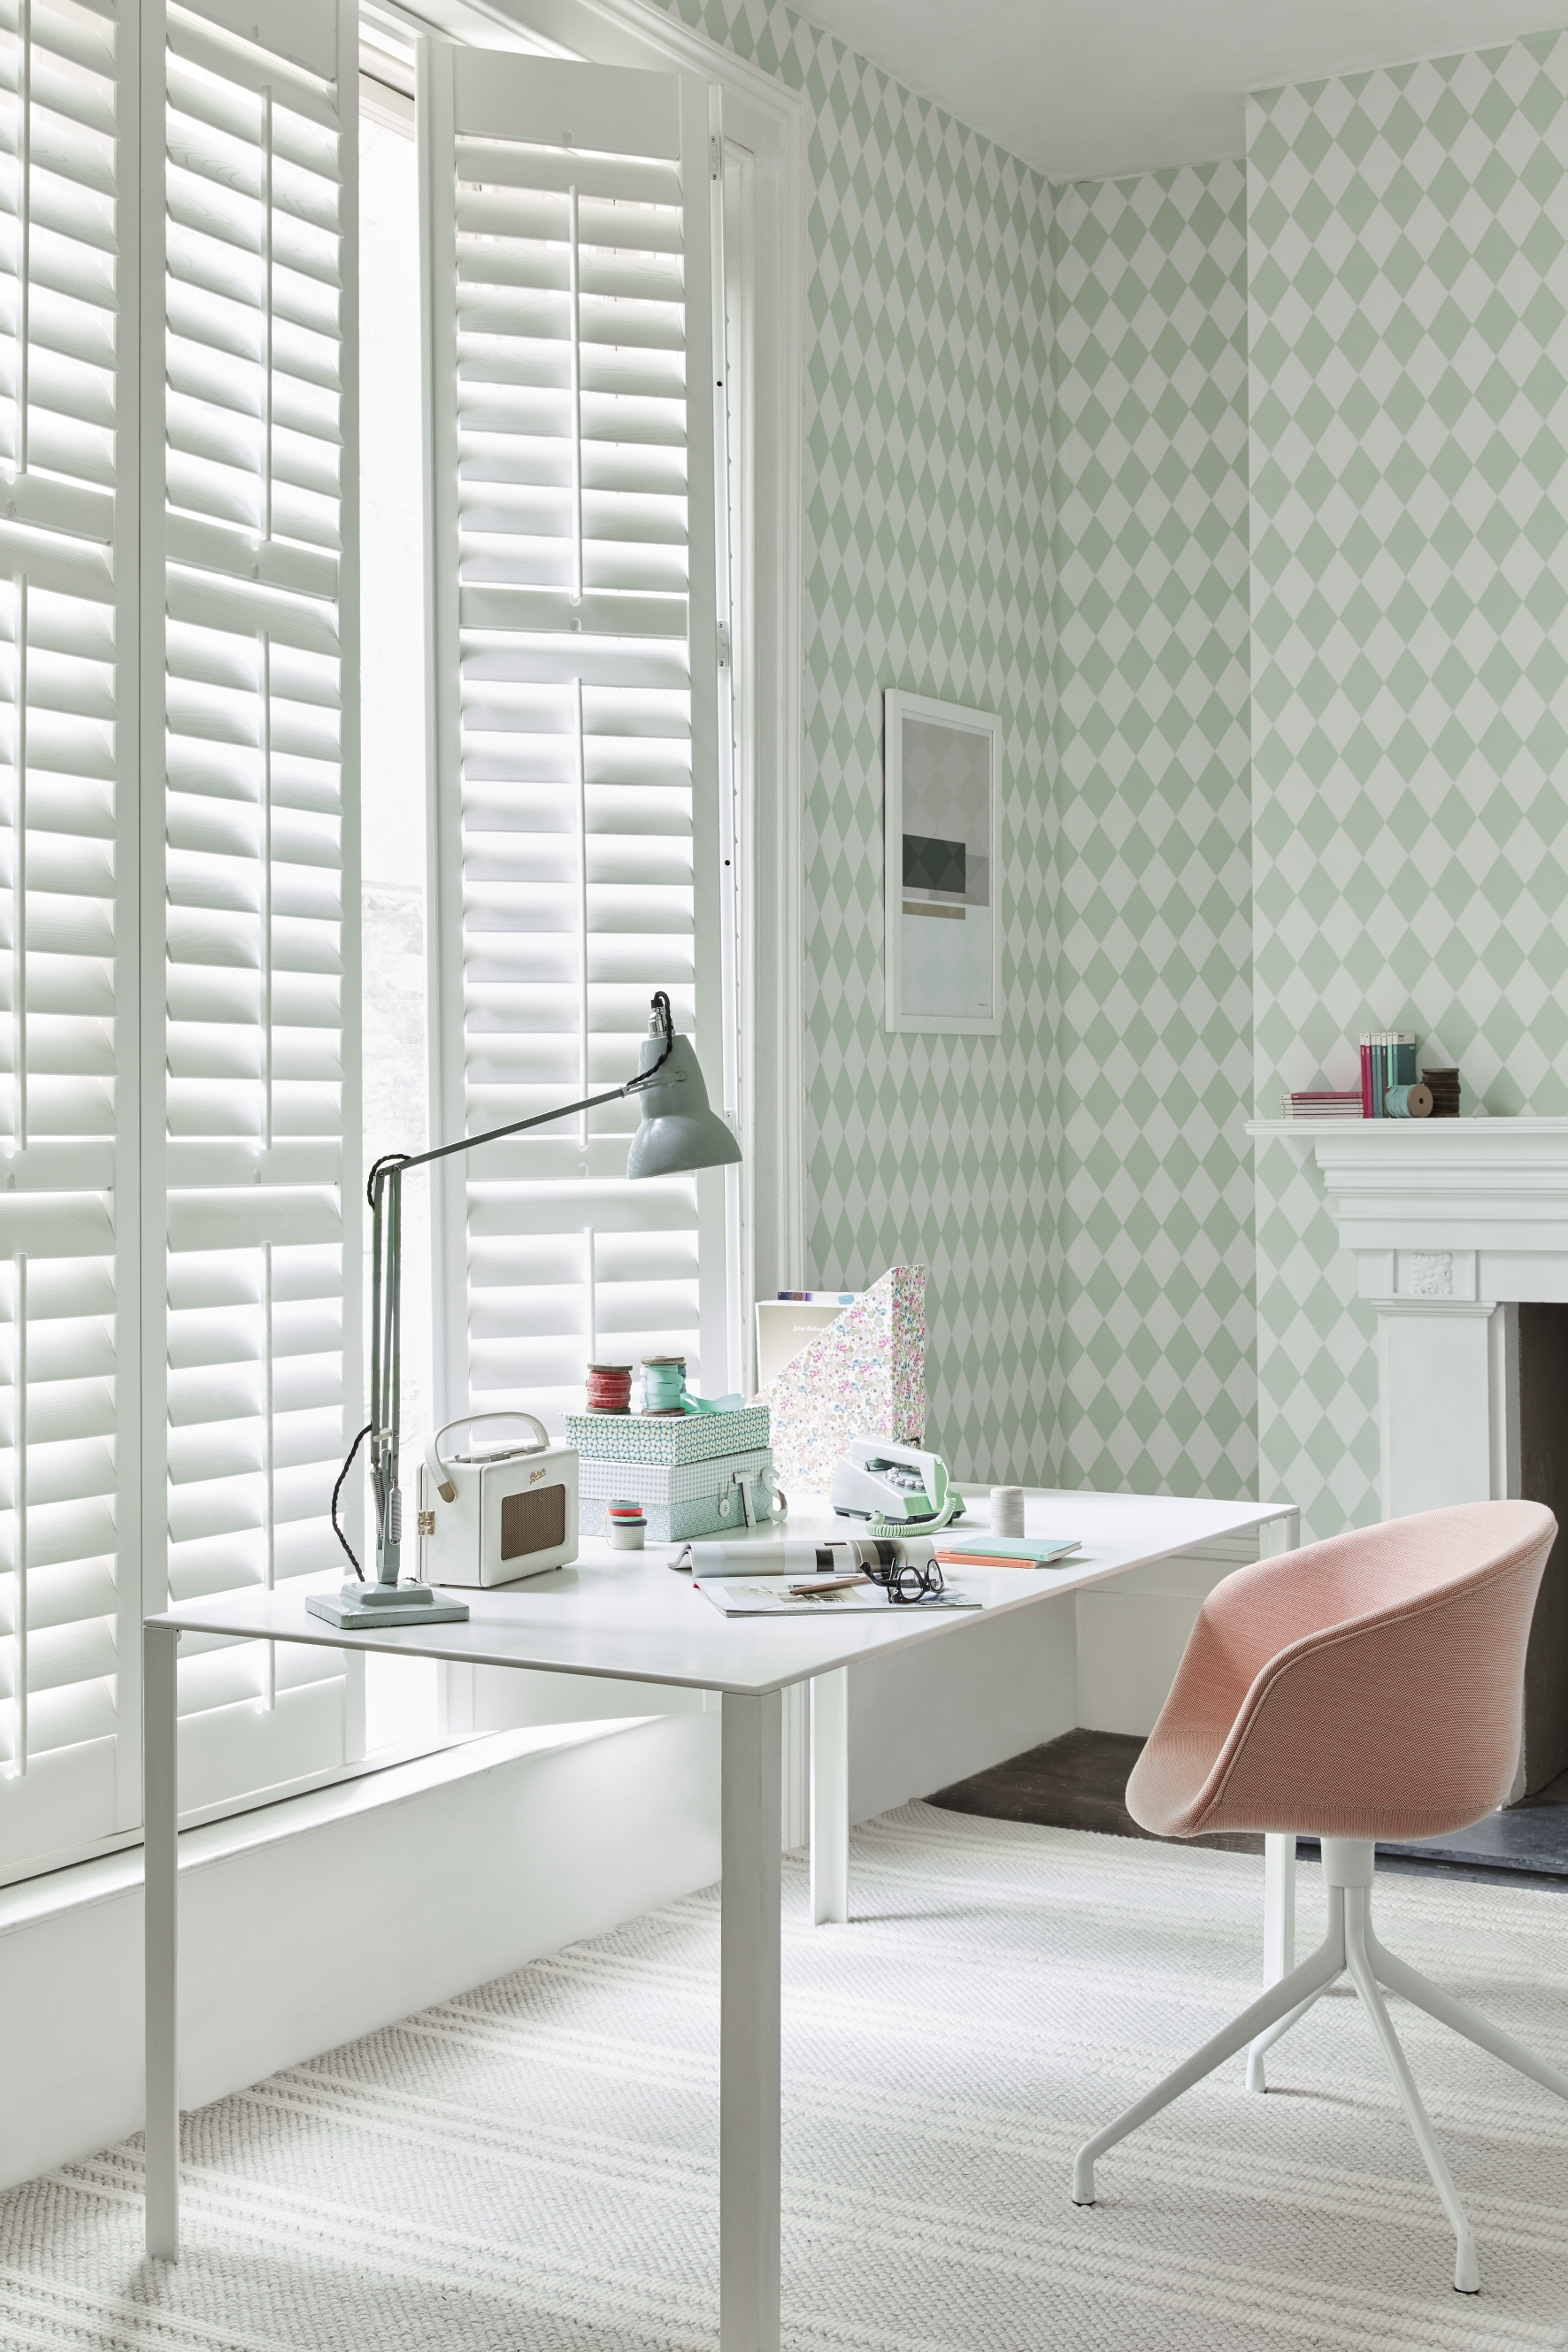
left=144, top=1622, right=181, bottom=2260
left=1249, top=1833, right=1297, bottom=2094
left=721, top=1690, right=781, bottom=2352
left=1248, top=1511, right=1301, bottom=2095
left=809, top=1668, right=848, bottom=1925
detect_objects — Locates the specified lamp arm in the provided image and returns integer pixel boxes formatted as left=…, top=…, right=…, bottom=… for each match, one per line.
left=365, top=1084, right=625, bottom=1211
left=364, top=989, right=676, bottom=1210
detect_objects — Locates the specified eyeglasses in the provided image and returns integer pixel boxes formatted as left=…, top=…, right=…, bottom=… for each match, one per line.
left=857, top=1552, right=947, bottom=1605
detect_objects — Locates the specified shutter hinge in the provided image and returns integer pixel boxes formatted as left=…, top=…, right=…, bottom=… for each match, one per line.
left=710, top=133, right=723, bottom=180
left=717, top=623, right=732, bottom=670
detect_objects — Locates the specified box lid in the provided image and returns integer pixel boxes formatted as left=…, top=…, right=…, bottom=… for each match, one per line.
left=565, top=1403, right=771, bottom=1464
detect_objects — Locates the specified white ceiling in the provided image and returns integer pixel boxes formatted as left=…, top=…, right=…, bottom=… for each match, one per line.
left=787, top=1, right=1568, bottom=181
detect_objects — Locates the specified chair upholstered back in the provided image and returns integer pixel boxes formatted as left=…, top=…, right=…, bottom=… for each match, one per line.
left=1126, top=1501, right=1557, bottom=1843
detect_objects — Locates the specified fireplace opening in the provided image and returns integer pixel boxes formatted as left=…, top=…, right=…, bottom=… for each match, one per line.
left=1514, top=1303, right=1568, bottom=1798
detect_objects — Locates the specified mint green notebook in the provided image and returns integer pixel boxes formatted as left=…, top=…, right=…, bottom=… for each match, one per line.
left=938, top=1535, right=1081, bottom=1565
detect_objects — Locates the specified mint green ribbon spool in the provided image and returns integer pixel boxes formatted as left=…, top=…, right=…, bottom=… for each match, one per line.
left=1386, top=1083, right=1432, bottom=1118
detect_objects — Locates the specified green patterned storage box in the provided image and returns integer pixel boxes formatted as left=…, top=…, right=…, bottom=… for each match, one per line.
left=578, top=1447, right=777, bottom=1543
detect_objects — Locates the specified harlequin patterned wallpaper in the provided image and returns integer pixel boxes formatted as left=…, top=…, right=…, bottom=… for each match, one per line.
left=649, top=0, right=1058, bottom=1480
left=1047, top=164, right=1256, bottom=1499
left=1249, top=35, right=1568, bottom=1537
left=649, top=4, right=1568, bottom=1530
left=649, top=1, right=1260, bottom=1497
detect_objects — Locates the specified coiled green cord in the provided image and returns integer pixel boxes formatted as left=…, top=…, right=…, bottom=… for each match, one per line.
left=869, top=1492, right=960, bottom=1538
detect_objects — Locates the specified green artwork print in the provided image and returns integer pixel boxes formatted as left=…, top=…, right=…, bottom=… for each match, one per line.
left=884, top=693, right=1003, bottom=1037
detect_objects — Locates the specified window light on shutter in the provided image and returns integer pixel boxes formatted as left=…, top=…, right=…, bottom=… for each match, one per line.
left=420, top=46, right=728, bottom=1435
left=158, top=0, right=359, bottom=1812
left=0, top=0, right=138, bottom=1877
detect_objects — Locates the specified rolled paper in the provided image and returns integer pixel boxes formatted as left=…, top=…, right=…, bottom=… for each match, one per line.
left=1386, top=1083, right=1433, bottom=1118
left=672, top=1534, right=938, bottom=1576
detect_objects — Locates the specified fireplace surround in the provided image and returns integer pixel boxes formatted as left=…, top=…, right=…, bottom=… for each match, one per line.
left=1250, top=1118, right=1568, bottom=1794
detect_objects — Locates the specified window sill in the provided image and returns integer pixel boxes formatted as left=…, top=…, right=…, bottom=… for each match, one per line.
left=0, top=1716, right=659, bottom=1937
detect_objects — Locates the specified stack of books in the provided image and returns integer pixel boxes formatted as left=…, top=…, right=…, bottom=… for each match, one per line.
left=1280, top=1089, right=1363, bottom=1119
left=1280, top=1038, right=1461, bottom=1122
left=1360, top=1032, right=1418, bottom=1117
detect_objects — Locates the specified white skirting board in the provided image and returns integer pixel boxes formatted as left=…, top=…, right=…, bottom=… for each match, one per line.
left=0, top=1712, right=720, bottom=2196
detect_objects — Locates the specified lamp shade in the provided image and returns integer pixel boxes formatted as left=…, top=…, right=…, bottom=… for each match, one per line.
left=626, top=1032, right=742, bottom=1179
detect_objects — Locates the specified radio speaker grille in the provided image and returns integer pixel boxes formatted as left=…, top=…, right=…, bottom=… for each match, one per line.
left=501, top=1484, right=566, bottom=1562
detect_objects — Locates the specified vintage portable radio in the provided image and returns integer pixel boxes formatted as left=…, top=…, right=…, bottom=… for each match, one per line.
left=417, top=1411, right=579, bottom=1588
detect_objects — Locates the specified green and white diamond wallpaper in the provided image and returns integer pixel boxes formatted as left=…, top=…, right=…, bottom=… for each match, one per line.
left=1249, top=35, right=1568, bottom=1537
left=1048, top=164, right=1255, bottom=1499
left=649, top=3, right=1568, bottom=1524
left=651, top=0, right=1058, bottom=1480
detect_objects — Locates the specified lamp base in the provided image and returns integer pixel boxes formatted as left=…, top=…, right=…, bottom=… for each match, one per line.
left=307, top=1580, right=470, bottom=1629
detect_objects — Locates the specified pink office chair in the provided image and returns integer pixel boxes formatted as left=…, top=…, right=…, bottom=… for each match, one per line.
left=1072, top=1500, right=1568, bottom=2294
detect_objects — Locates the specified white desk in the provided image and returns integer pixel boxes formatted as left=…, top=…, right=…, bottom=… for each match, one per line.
left=142, top=1488, right=1297, bottom=2351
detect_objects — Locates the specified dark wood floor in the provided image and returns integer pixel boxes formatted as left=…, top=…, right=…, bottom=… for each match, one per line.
left=928, top=1727, right=1568, bottom=1883
left=928, top=1729, right=1262, bottom=1854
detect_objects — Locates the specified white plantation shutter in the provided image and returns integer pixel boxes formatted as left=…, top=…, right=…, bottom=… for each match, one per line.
left=419, top=45, right=731, bottom=1433
left=152, top=0, right=359, bottom=1811
left=0, top=0, right=140, bottom=1878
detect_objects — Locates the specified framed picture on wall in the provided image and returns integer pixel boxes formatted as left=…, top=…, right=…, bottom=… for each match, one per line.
left=882, top=689, right=1003, bottom=1035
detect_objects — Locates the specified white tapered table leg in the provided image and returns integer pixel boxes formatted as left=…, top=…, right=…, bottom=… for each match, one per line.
left=144, top=1622, right=181, bottom=2260
left=1249, top=1832, right=1297, bottom=2092
left=809, top=1668, right=848, bottom=1925
left=722, top=1690, right=781, bottom=2352
left=1249, top=1509, right=1301, bottom=2094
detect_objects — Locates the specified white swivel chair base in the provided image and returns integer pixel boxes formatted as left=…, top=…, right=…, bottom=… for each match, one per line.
left=1072, top=1837, right=1568, bottom=2294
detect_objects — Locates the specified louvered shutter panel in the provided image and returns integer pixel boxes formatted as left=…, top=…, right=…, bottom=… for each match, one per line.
left=153, top=0, right=360, bottom=1810
left=0, top=0, right=140, bottom=1878
left=419, top=46, right=729, bottom=1433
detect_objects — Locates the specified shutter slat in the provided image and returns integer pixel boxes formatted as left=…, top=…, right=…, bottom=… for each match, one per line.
left=453, top=144, right=677, bottom=207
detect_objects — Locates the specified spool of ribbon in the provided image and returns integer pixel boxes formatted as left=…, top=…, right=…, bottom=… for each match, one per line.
left=586, top=1363, right=633, bottom=1413
left=641, top=1356, right=688, bottom=1414
left=1387, top=1083, right=1433, bottom=1118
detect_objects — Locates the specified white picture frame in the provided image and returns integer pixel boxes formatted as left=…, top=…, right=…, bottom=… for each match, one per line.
left=882, top=689, right=1003, bottom=1036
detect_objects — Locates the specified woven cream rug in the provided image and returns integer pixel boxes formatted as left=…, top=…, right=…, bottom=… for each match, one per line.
left=3, top=1803, right=1567, bottom=2352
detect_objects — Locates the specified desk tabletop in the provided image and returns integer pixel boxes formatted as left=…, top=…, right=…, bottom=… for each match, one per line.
left=146, top=1488, right=1295, bottom=1698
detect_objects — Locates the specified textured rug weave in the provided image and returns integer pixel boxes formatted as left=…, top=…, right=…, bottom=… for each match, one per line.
left=4, top=1804, right=1567, bottom=2351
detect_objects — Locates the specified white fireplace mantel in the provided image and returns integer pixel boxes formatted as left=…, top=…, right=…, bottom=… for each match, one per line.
left=1248, top=1116, right=1568, bottom=1307
left=1246, top=1117, right=1568, bottom=1526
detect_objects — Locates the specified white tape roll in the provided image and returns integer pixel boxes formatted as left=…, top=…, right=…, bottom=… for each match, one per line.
left=990, top=1486, right=1026, bottom=1537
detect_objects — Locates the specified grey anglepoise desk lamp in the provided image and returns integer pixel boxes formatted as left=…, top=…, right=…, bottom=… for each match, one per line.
left=310, top=991, right=742, bottom=1629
